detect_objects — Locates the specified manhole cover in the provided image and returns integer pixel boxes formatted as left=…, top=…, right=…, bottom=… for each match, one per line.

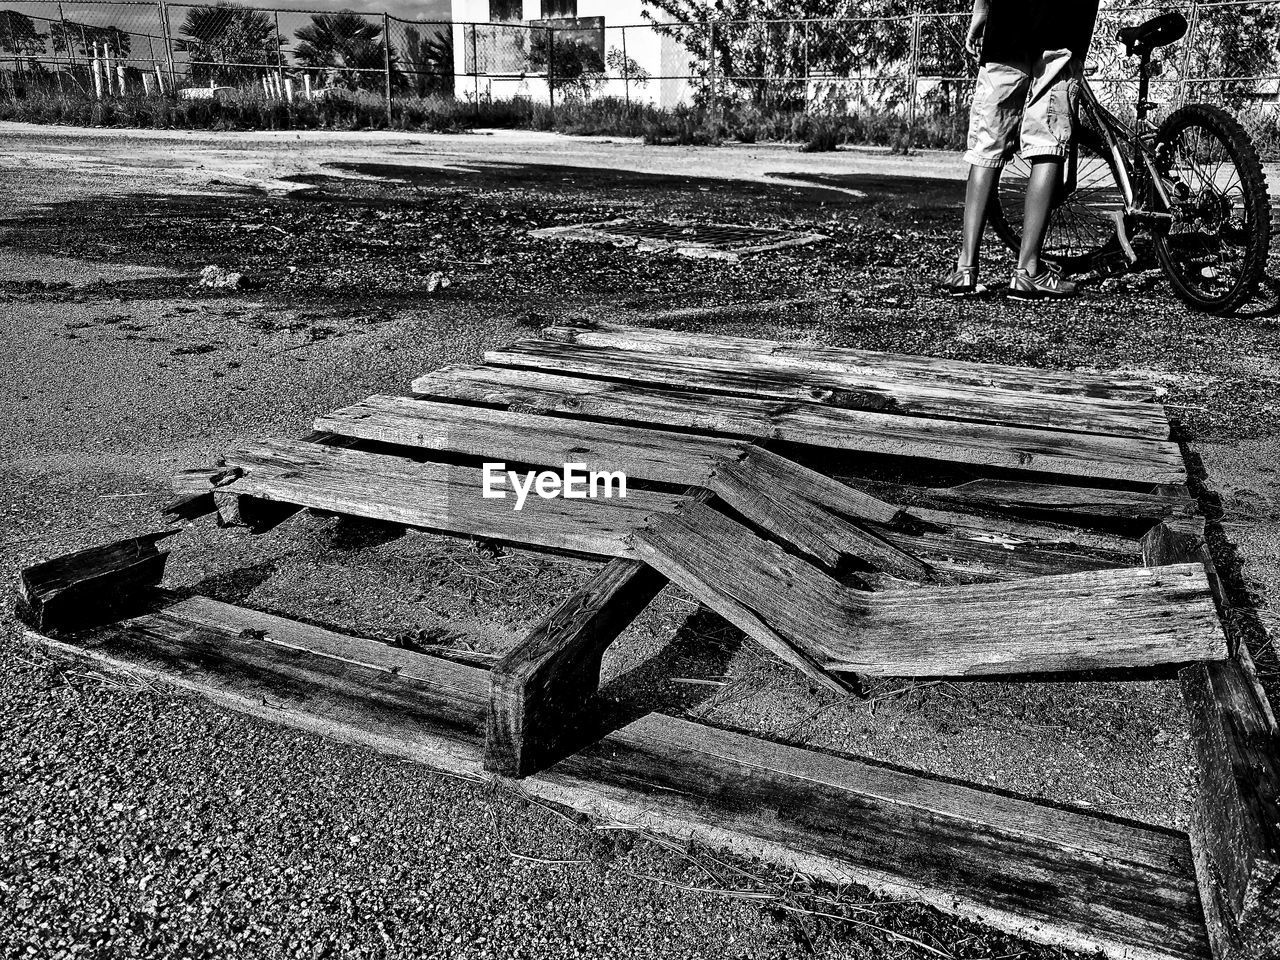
left=528, top=218, right=827, bottom=260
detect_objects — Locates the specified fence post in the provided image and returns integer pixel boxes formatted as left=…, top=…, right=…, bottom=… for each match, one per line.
left=906, top=11, right=920, bottom=148
left=803, top=18, right=810, bottom=108
left=274, top=11, right=285, bottom=93
left=382, top=12, right=393, bottom=125
left=157, top=0, right=176, bottom=93
left=1178, top=1, right=1200, bottom=107
left=546, top=25, right=555, bottom=116
left=621, top=24, right=630, bottom=106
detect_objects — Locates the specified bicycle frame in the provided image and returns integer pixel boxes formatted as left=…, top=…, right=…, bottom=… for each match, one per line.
left=1074, top=53, right=1176, bottom=230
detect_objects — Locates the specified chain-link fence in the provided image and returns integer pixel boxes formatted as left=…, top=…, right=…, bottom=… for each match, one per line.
left=1, top=1, right=1278, bottom=132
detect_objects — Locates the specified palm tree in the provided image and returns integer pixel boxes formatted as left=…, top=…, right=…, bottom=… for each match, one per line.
left=178, top=2, right=278, bottom=86
left=294, top=11, right=394, bottom=92
left=402, top=24, right=453, bottom=99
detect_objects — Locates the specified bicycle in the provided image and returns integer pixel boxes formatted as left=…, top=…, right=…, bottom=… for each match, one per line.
left=989, top=12, right=1272, bottom=314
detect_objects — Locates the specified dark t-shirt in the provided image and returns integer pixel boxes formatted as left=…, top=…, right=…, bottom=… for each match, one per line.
left=981, top=0, right=1101, bottom=64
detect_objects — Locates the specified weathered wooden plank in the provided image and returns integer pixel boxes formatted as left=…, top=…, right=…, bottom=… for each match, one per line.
left=33, top=600, right=1209, bottom=960
left=486, top=558, right=668, bottom=778
left=17, top=531, right=178, bottom=632
left=313, top=395, right=919, bottom=572
left=486, top=339, right=1171, bottom=439
left=542, top=322, right=1164, bottom=402
left=851, top=478, right=1199, bottom=528
left=632, top=502, right=861, bottom=697
left=412, top=365, right=1186, bottom=485
left=635, top=501, right=1224, bottom=680
left=1144, top=518, right=1280, bottom=960
left=846, top=562, right=1226, bottom=677
left=871, top=505, right=1142, bottom=584
left=220, top=439, right=686, bottom=559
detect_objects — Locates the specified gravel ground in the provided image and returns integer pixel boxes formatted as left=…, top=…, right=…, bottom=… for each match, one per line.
left=2, top=124, right=1279, bottom=959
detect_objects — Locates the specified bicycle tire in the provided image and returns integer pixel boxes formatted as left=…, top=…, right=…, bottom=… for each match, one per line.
left=989, top=125, right=1124, bottom=273
left=1152, top=103, right=1271, bottom=314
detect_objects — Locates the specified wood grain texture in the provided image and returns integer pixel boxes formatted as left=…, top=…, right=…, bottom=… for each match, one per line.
left=35, top=599, right=1209, bottom=960
left=542, top=322, right=1164, bottom=401
left=412, top=365, right=1186, bottom=485
left=219, top=439, right=685, bottom=559
left=853, top=478, right=1199, bottom=528
left=487, top=338, right=1171, bottom=439
left=312, top=395, right=913, bottom=570
left=486, top=558, right=667, bottom=778
left=636, top=501, right=1224, bottom=679
left=17, top=532, right=177, bottom=632
left=1145, top=519, right=1280, bottom=960
left=547, top=713, right=1209, bottom=960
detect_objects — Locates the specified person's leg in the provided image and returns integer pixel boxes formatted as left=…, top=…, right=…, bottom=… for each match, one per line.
left=959, top=164, right=1001, bottom=270
left=945, top=61, right=1026, bottom=292
left=1017, top=156, right=1064, bottom=276
left=1009, top=48, right=1077, bottom=297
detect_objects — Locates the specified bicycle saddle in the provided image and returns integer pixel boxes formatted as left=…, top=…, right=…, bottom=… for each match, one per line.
left=1117, top=12, right=1188, bottom=56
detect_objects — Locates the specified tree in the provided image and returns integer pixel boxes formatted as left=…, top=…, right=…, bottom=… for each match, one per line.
left=50, top=21, right=132, bottom=60
left=639, top=1, right=971, bottom=107
left=528, top=29, right=605, bottom=99
left=294, top=11, right=396, bottom=92
left=402, top=24, right=453, bottom=98
left=0, top=10, right=44, bottom=58
left=606, top=46, right=650, bottom=87
left=178, top=2, right=278, bottom=86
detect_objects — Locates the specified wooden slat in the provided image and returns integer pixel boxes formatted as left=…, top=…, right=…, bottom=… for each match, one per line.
left=35, top=598, right=1209, bottom=960
left=850, top=478, right=1199, bottom=528
left=314, top=395, right=920, bottom=572
left=635, top=501, right=1226, bottom=680
left=1144, top=519, right=1280, bottom=960
left=486, top=558, right=668, bottom=777
left=872, top=506, right=1142, bottom=584
left=411, top=365, right=1186, bottom=485
left=220, top=439, right=686, bottom=559
left=18, top=532, right=177, bottom=632
left=542, top=322, right=1164, bottom=402
left=486, top=338, right=1171, bottom=439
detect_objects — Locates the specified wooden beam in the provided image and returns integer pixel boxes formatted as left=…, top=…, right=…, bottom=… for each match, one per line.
left=411, top=365, right=1186, bottom=485
left=32, top=597, right=1210, bottom=960
left=848, top=478, right=1199, bottom=529
left=485, top=558, right=668, bottom=778
left=312, top=395, right=921, bottom=573
left=486, top=338, right=1172, bottom=439
left=635, top=501, right=1225, bottom=681
left=541, top=322, right=1165, bottom=402
left=219, top=439, right=686, bottom=559
left=1144, top=518, right=1280, bottom=960
left=17, top=531, right=177, bottom=632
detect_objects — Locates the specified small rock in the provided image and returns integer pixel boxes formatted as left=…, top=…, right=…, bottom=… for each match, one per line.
left=198, top=265, right=246, bottom=290
left=424, top=272, right=451, bottom=293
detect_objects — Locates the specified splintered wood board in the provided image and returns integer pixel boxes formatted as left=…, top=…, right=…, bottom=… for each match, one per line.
left=411, top=365, right=1186, bottom=485
left=484, top=338, right=1172, bottom=439
left=34, top=596, right=1210, bottom=960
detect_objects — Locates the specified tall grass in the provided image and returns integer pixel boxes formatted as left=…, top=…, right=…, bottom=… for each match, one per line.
left=5, top=85, right=1277, bottom=159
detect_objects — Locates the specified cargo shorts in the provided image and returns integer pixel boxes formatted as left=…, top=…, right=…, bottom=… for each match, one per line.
left=963, top=48, right=1077, bottom=168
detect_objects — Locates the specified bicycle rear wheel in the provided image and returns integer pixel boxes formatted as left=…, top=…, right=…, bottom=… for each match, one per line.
left=989, top=126, right=1124, bottom=272
left=1152, top=103, right=1271, bottom=314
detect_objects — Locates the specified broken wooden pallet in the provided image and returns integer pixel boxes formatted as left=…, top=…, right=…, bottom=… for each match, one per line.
left=45, top=324, right=1273, bottom=960
left=31, top=594, right=1211, bottom=960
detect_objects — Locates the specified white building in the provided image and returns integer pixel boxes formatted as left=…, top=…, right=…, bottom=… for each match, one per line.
left=450, top=0, right=694, bottom=108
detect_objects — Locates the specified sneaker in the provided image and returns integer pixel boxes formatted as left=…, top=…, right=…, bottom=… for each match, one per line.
left=941, top=265, right=982, bottom=296
left=1009, top=266, right=1077, bottom=300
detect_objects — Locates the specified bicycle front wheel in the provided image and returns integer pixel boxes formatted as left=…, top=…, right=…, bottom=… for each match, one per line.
left=989, top=126, right=1124, bottom=273
left=1152, top=103, right=1271, bottom=314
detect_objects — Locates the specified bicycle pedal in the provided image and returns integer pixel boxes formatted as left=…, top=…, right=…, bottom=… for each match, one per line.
left=1107, top=210, right=1140, bottom=264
